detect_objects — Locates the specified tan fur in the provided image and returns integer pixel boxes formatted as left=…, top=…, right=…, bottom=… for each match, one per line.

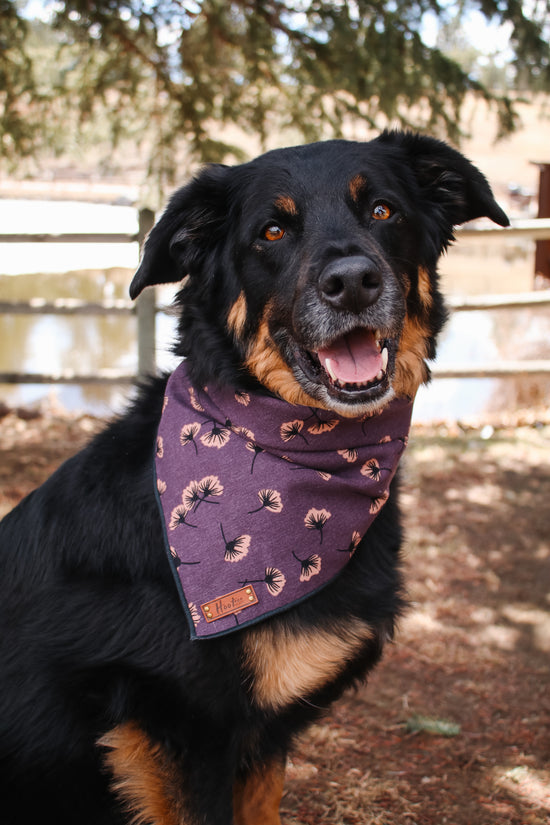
left=416, top=266, right=433, bottom=312
left=99, top=723, right=186, bottom=825
left=274, top=195, right=298, bottom=216
left=242, top=619, right=374, bottom=711
left=227, top=291, right=248, bottom=338
left=393, top=314, right=430, bottom=398
left=349, top=173, right=368, bottom=203
left=233, top=758, right=286, bottom=825
left=245, top=316, right=320, bottom=408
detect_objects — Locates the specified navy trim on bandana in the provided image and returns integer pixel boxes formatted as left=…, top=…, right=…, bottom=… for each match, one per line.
left=154, top=361, right=413, bottom=639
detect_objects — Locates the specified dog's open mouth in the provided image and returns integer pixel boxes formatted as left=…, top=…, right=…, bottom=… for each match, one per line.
left=297, top=328, right=394, bottom=402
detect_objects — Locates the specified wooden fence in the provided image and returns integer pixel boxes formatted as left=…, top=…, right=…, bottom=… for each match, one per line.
left=0, top=213, right=549, bottom=386
left=0, top=208, right=154, bottom=385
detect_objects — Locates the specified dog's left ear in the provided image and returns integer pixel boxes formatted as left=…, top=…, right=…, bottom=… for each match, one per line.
left=378, top=131, right=509, bottom=229
left=130, top=164, right=231, bottom=299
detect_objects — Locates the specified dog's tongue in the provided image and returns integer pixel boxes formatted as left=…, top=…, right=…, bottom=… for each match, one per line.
left=317, top=329, right=382, bottom=385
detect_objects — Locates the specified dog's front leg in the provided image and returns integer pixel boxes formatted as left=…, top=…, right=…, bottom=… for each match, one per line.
left=233, top=756, right=286, bottom=825
left=100, top=720, right=236, bottom=825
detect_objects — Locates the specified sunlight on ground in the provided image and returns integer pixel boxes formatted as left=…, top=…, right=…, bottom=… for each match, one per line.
left=495, top=766, right=550, bottom=811
left=501, top=605, right=550, bottom=652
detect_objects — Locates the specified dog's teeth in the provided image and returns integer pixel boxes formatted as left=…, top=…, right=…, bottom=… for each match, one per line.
left=324, top=358, right=338, bottom=382
left=381, top=347, right=388, bottom=371
left=376, top=370, right=384, bottom=381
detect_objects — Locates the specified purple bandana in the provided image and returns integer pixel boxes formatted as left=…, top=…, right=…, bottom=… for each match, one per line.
left=154, top=362, right=413, bottom=638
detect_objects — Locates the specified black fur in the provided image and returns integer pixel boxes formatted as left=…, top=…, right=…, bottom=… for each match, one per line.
left=0, top=133, right=507, bottom=824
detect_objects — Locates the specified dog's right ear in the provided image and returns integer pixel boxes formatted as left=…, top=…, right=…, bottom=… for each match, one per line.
left=129, top=164, right=231, bottom=299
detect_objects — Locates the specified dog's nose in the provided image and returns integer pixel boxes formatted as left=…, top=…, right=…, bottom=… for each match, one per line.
left=319, top=256, right=382, bottom=311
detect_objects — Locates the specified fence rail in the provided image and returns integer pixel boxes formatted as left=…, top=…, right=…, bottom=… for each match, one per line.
left=0, top=232, right=138, bottom=244
left=0, top=213, right=549, bottom=386
left=447, top=291, right=550, bottom=312
left=0, top=370, right=134, bottom=385
left=432, top=360, right=550, bottom=379
left=0, top=299, right=134, bottom=315
left=458, top=217, right=550, bottom=241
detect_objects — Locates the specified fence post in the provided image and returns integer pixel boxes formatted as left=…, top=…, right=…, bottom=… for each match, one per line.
left=534, top=163, right=550, bottom=289
left=136, top=208, right=156, bottom=378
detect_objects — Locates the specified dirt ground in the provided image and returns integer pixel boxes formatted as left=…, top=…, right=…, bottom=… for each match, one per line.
left=0, top=408, right=549, bottom=825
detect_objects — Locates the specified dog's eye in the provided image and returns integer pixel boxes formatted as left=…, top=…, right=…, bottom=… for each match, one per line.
left=372, top=203, right=392, bottom=221
left=263, top=224, right=285, bottom=241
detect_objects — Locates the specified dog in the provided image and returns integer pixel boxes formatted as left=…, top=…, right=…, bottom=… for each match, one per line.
left=0, top=131, right=508, bottom=825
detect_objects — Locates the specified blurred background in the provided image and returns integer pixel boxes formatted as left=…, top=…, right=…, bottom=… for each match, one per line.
left=1, top=0, right=549, bottom=423
left=1, top=8, right=549, bottom=824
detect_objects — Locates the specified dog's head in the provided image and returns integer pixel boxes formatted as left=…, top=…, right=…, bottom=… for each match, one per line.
left=131, top=132, right=508, bottom=416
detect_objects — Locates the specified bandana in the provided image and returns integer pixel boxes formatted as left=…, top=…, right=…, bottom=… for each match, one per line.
left=154, top=361, right=413, bottom=639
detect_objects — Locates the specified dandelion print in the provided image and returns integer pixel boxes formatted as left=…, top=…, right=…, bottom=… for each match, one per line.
left=305, top=408, right=339, bottom=434
left=264, top=567, right=286, bottom=595
left=182, top=481, right=202, bottom=511
left=241, top=568, right=286, bottom=596
left=169, top=504, right=197, bottom=530
left=235, top=390, right=250, bottom=406
left=188, top=602, right=201, bottom=626
left=180, top=422, right=201, bottom=454
left=360, top=458, right=391, bottom=481
left=316, top=471, right=332, bottom=481
left=162, top=395, right=169, bottom=412
left=220, top=524, right=251, bottom=562
left=292, top=551, right=322, bottom=582
left=246, top=441, right=264, bottom=474
left=370, top=492, right=389, bottom=514
left=189, top=387, right=204, bottom=411
left=280, top=419, right=308, bottom=444
left=200, top=420, right=231, bottom=448
left=200, top=475, right=223, bottom=496
left=233, top=425, right=254, bottom=441
left=304, top=508, right=331, bottom=544
left=169, top=545, right=200, bottom=566
left=157, top=479, right=167, bottom=495
left=308, top=418, right=339, bottom=435
left=248, top=489, right=283, bottom=514
left=182, top=475, right=224, bottom=511
left=156, top=436, right=164, bottom=459
left=336, top=531, right=361, bottom=556
left=338, top=447, right=358, bottom=463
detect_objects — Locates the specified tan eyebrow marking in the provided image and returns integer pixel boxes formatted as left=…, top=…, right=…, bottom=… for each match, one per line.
left=274, top=195, right=298, bottom=216
left=349, top=173, right=368, bottom=203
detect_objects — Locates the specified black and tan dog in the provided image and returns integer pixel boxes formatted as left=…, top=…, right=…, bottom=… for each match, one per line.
left=0, top=132, right=508, bottom=825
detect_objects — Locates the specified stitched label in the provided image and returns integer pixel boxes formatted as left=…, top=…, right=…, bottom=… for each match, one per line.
left=201, top=585, right=259, bottom=623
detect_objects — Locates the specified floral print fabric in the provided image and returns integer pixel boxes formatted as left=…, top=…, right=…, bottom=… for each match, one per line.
left=155, top=362, right=414, bottom=638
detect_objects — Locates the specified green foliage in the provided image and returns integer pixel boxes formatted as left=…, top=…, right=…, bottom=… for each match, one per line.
left=1, top=0, right=549, bottom=187
left=406, top=714, right=461, bottom=737
left=0, top=0, right=41, bottom=163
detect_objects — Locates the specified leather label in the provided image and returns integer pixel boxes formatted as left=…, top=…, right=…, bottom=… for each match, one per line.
left=201, top=585, right=258, bottom=623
